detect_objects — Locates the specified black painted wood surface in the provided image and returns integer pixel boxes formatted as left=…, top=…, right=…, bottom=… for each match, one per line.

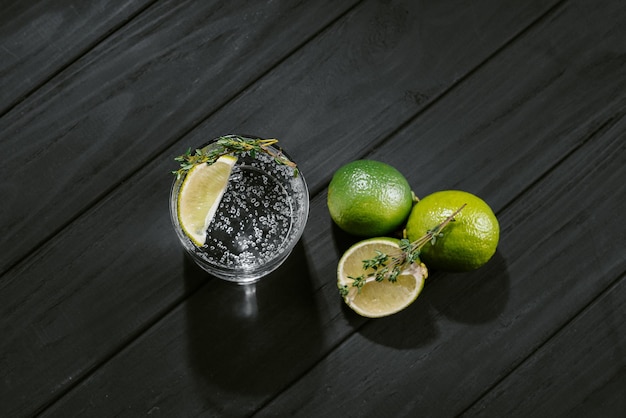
left=1, top=0, right=624, bottom=417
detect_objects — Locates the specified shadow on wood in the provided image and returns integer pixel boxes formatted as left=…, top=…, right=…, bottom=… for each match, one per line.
left=330, top=216, right=406, bottom=254
left=427, top=250, right=510, bottom=324
left=343, top=289, right=440, bottom=350
left=182, top=241, right=324, bottom=406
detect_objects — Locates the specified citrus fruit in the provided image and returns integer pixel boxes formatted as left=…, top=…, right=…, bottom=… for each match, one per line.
left=177, top=155, right=237, bottom=246
left=405, top=190, right=499, bottom=272
left=327, top=160, right=413, bottom=237
left=337, top=237, right=427, bottom=318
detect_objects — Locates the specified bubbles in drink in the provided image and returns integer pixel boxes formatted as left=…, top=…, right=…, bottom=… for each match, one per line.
left=191, top=146, right=307, bottom=275
left=171, top=135, right=309, bottom=283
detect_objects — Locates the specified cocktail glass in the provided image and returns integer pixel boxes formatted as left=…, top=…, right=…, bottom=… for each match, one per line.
left=170, top=135, right=309, bottom=284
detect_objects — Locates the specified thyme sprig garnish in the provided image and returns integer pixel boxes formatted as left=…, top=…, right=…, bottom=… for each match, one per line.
left=172, top=135, right=298, bottom=179
left=338, top=204, right=466, bottom=300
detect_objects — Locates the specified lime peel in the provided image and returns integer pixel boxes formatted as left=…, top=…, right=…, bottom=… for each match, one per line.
left=177, top=155, right=237, bottom=246
left=327, top=160, right=413, bottom=237
left=406, top=190, right=499, bottom=272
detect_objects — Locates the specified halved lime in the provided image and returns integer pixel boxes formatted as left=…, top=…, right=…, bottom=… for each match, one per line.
left=337, top=237, right=427, bottom=318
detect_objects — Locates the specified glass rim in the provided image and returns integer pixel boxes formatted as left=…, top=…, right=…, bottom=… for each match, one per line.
left=169, top=134, right=309, bottom=283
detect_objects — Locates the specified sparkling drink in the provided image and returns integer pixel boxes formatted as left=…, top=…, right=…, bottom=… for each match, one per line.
left=170, top=135, right=309, bottom=284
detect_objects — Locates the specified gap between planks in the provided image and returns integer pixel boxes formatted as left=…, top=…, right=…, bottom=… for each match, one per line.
left=0, top=0, right=161, bottom=118
left=457, top=270, right=626, bottom=417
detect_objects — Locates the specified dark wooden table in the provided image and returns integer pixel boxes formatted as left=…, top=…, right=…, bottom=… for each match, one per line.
left=1, top=1, right=625, bottom=416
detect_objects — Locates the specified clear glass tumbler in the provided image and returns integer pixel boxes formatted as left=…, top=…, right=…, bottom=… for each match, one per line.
left=170, top=135, right=309, bottom=284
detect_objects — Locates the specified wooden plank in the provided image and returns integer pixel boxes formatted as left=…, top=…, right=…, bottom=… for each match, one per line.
left=32, top=0, right=626, bottom=416
left=0, top=1, right=559, bottom=416
left=461, top=275, right=626, bottom=417
left=0, top=0, right=154, bottom=114
left=0, top=0, right=360, bottom=275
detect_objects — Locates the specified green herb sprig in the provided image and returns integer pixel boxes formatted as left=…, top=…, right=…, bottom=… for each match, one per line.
left=338, top=204, right=466, bottom=299
left=172, top=135, right=298, bottom=179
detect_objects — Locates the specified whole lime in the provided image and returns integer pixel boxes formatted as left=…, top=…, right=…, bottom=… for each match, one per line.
left=327, top=160, right=413, bottom=237
left=405, top=190, right=499, bottom=272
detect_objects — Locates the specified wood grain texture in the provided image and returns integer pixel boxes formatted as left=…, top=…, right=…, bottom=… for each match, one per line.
left=5, top=0, right=626, bottom=417
left=0, top=0, right=154, bottom=114
left=0, top=0, right=359, bottom=275
left=0, top=0, right=561, bottom=416
left=181, top=0, right=560, bottom=196
left=32, top=0, right=626, bottom=416
left=462, top=275, right=626, bottom=417
left=256, top=113, right=625, bottom=417
left=0, top=2, right=359, bottom=415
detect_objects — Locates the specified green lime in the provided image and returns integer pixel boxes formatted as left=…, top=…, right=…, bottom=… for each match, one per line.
left=177, top=155, right=237, bottom=246
left=405, top=190, right=499, bottom=272
left=327, top=160, right=413, bottom=237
